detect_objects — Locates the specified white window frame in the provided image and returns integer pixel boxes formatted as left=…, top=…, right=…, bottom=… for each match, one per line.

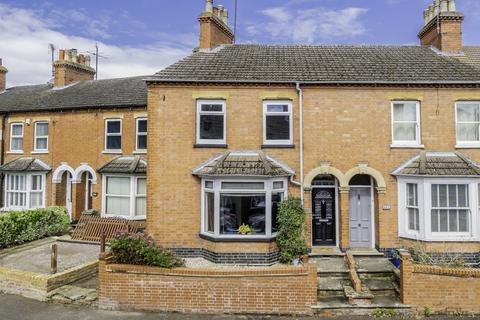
left=104, top=119, right=122, bottom=152
left=455, top=101, right=480, bottom=148
left=33, top=121, right=49, bottom=152
left=135, top=118, right=147, bottom=152
left=101, top=174, right=146, bottom=220
left=3, top=173, right=46, bottom=211
left=406, top=183, right=420, bottom=232
left=9, top=123, right=24, bottom=153
left=263, top=100, right=293, bottom=146
left=200, top=177, right=288, bottom=239
left=397, top=176, right=479, bottom=242
left=391, top=101, right=422, bottom=148
left=196, top=100, right=226, bottom=145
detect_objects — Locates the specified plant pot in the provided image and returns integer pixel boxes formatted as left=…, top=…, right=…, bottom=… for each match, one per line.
left=301, top=255, right=309, bottom=264
left=292, top=258, right=300, bottom=266
left=390, top=257, right=401, bottom=268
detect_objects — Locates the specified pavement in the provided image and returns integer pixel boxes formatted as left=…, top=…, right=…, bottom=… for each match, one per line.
left=0, top=293, right=478, bottom=320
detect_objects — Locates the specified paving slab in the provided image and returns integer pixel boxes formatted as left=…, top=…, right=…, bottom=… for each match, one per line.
left=0, top=241, right=99, bottom=274
left=314, top=257, right=348, bottom=273
left=355, top=257, right=395, bottom=273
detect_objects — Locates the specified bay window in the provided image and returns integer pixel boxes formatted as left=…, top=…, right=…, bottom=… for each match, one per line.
left=263, top=101, right=293, bottom=146
left=4, top=173, right=45, bottom=210
left=398, top=177, right=479, bottom=241
left=196, top=100, right=226, bottom=145
left=456, top=102, right=480, bottom=147
left=201, top=178, right=287, bottom=239
left=103, top=175, right=146, bottom=219
left=391, top=101, right=421, bottom=147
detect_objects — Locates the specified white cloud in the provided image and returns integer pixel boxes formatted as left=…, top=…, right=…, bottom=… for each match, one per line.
left=248, top=6, right=368, bottom=43
left=0, top=4, right=194, bottom=87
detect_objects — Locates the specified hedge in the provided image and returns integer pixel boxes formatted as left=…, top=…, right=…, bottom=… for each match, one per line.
left=0, top=206, right=70, bottom=248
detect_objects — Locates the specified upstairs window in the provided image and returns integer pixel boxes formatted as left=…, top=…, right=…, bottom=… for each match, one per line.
left=136, top=118, right=147, bottom=151
left=391, top=101, right=421, bottom=146
left=34, top=122, right=48, bottom=151
left=456, top=102, right=480, bottom=146
left=196, top=100, right=226, bottom=145
left=263, top=101, right=293, bottom=145
left=10, top=123, right=24, bottom=152
left=105, top=119, right=122, bottom=151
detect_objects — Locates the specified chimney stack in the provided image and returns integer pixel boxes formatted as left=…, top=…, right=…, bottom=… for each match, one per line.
left=198, top=0, right=234, bottom=50
left=418, top=0, right=464, bottom=54
left=53, top=48, right=95, bottom=87
left=0, top=59, right=7, bottom=92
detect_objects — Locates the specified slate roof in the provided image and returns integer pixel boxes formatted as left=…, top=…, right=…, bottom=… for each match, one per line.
left=0, top=76, right=147, bottom=113
left=0, top=157, right=51, bottom=172
left=392, top=152, right=480, bottom=176
left=97, top=156, right=147, bottom=174
left=192, top=151, right=295, bottom=177
left=149, top=45, right=480, bottom=84
left=457, top=46, right=480, bottom=70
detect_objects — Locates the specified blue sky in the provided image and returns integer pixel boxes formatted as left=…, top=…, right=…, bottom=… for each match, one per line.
left=1, top=0, right=479, bottom=86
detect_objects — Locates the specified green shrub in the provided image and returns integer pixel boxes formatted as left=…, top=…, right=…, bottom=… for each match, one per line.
left=110, top=231, right=184, bottom=268
left=276, top=198, right=308, bottom=264
left=0, top=206, right=70, bottom=248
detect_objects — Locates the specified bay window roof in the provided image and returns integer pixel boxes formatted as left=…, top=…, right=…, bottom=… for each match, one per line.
left=98, top=156, right=147, bottom=174
left=193, top=151, right=294, bottom=177
left=0, top=157, right=51, bottom=172
left=392, top=152, right=480, bottom=177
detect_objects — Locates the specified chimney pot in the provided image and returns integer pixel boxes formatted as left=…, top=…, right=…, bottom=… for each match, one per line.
left=448, top=0, right=456, bottom=12
left=59, top=49, right=65, bottom=60
left=218, top=5, right=224, bottom=20
left=205, top=0, right=213, bottom=13
left=222, top=8, right=228, bottom=24
left=440, top=0, right=448, bottom=12
left=433, top=0, right=440, bottom=16
left=0, top=58, right=7, bottom=92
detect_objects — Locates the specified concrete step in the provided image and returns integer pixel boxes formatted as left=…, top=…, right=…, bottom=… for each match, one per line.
left=317, top=277, right=351, bottom=297
left=362, top=278, right=398, bottom=297
left=312, top=257, right=349, bottom=275
left=312, top=295, right=411, bottom=316
left=355, top=256, right=396, bottom=274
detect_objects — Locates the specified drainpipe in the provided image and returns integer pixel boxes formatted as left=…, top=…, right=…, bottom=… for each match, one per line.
left=295, top=82, right=304, bottom=205
left=0, top=113, right=6, bottom=207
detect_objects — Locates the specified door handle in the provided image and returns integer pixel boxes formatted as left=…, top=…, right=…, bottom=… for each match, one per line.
left=358, top=224, right=361, bottom=227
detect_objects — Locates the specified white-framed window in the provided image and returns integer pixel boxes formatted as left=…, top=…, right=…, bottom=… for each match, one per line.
left=397, top=177, right=479, bottom=241
left=102, top=175, right=146, bottom=219
left=263, top=100, right=293, bottom=145
left=10, top=123, right=24, bottom=152
left=456, top=101, right=480, bottom=147
left=4, top=173, right=45, bottom=210
left=135, top=118, right=147, bottom=151
left=105, top=119, right=122, bottom=151
left=34, top=122, right=48, bottom=152
left=196, top=100, right=226, bottom=145
left=200, top=178, right=287, bottom=239
left=391, top=101, right=421, bottom=147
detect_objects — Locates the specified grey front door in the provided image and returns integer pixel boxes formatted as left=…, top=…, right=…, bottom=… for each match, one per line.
left=349, top=187, right=372, bottom=248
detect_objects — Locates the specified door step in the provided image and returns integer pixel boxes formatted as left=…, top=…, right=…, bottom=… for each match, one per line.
left=312, top=296, right=411, bottom=316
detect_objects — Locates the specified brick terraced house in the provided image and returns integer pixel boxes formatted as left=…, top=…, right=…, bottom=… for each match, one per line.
left=0, top=0, right=480, bottom=266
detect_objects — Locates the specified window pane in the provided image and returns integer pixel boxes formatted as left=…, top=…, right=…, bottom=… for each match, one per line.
left=393, top=103, right=417, bottom=121
left=438, top=185, right=447, bottom=207
left=36, top=123, right=48, bottom=136
left=205, top=181, right=214, bottom=189
left=408, top=208, right=416, bottom=230
left=273, top=181, right=284, bottom=190
left=457, top=104, right=480, bottom=122
left=106, top=196, right=130, bottom=215
left=431, top=185, right=438, bottom=207
left=30, top=192, right=42, bottom=208
left=393, top=123, right=416, bottom=141
left=449, top=210, right=458, bottom=232
left=107, top=121, right=121, bottom=133
left=107, top=136, right=122, bottom=149
left=200, top=115, right=224, bottom=140
left=448, top=185, right=457, bottom=207
left=137, top=135, right=147, bottom=150
left=220, top=194, right=266, bottom=235
left=31, top=175, right=42, bottom=191
left=137, top=119, right=147, bottom=133
left=11, top=124, right=22, bottom=136
left=431, top=209, right=439, bottom=232
left=205, top=192, right=214, bottom=233
left=457, top=123, right=479, bottom=141
left=201, top=104, right=223, bottom=112
left=267, top=104, right=288, bottom=112
left=271, top=192, right=284, bottom=233
left=439, top=210, right=448, bottom=232
left=11, top=137, right=23, bottom=150
left=137, top=178, right=146, bottom=195
left=457, top=185, right=468, bottom=207
left=221, top=182, right=264, bottom=190
left=106, top=177, right=130, bottom=195
left=36, top=138, right=48, bottom=150
left=266, top=115, right=290, bottom=140
left=459, top=210, right=469, bottom=232
left=135, top=197, right=146, bottom=216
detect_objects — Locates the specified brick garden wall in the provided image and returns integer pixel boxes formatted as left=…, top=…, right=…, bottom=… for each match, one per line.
left=98, top=256, right=317, bottom=315
left=400, top=252, right=480, bottom=315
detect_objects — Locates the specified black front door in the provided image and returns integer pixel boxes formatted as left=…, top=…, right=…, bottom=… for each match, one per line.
left=312, top=188, right=336, bottom=246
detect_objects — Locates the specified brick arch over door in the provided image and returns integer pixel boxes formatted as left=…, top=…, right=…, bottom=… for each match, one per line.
left=73, top=164, right=97, bottom=184
left=304, top=165, right=348, bottom=189
left=52, top=164, right=76, bottom=183
left=344, top=165, right=386, bottom=192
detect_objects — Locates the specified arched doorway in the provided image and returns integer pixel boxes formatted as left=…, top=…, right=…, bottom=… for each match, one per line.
left=311, top=174, right=339, bottom=246
left=52, top=164, right=75, bottom=221
left=348, top=174, right=375, bottom=248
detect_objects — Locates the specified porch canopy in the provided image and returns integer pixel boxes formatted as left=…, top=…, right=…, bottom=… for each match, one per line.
left=97, top=156, right=146, bottom=174
left=0, top=157, right=51, bottom=172
left=192, top=151, right=294, bottom=177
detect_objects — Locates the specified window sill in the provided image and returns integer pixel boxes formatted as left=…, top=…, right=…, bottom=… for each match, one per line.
left=399, top=234, right=477, bottom=242
left=199, top=233, right=277, bottom=243
left=261, top=144, right=295, bottom=149
left=102, top=214, right=146, bottom=221
left=455, top=144, right=480, bottom=149
left=133, top=150, right=147, bottom=154
left=194, top=144, right=228, bottom=149
left=102, top=150, right=123, bottom=154
left=31, top=151, right=48, bottom=154
left=6, top=151, right=24, bottom=154
left=390, top=144, right=424, bottom=149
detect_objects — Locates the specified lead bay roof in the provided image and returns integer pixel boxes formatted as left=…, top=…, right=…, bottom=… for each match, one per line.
left=150, top=45, right=480, bottom=84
